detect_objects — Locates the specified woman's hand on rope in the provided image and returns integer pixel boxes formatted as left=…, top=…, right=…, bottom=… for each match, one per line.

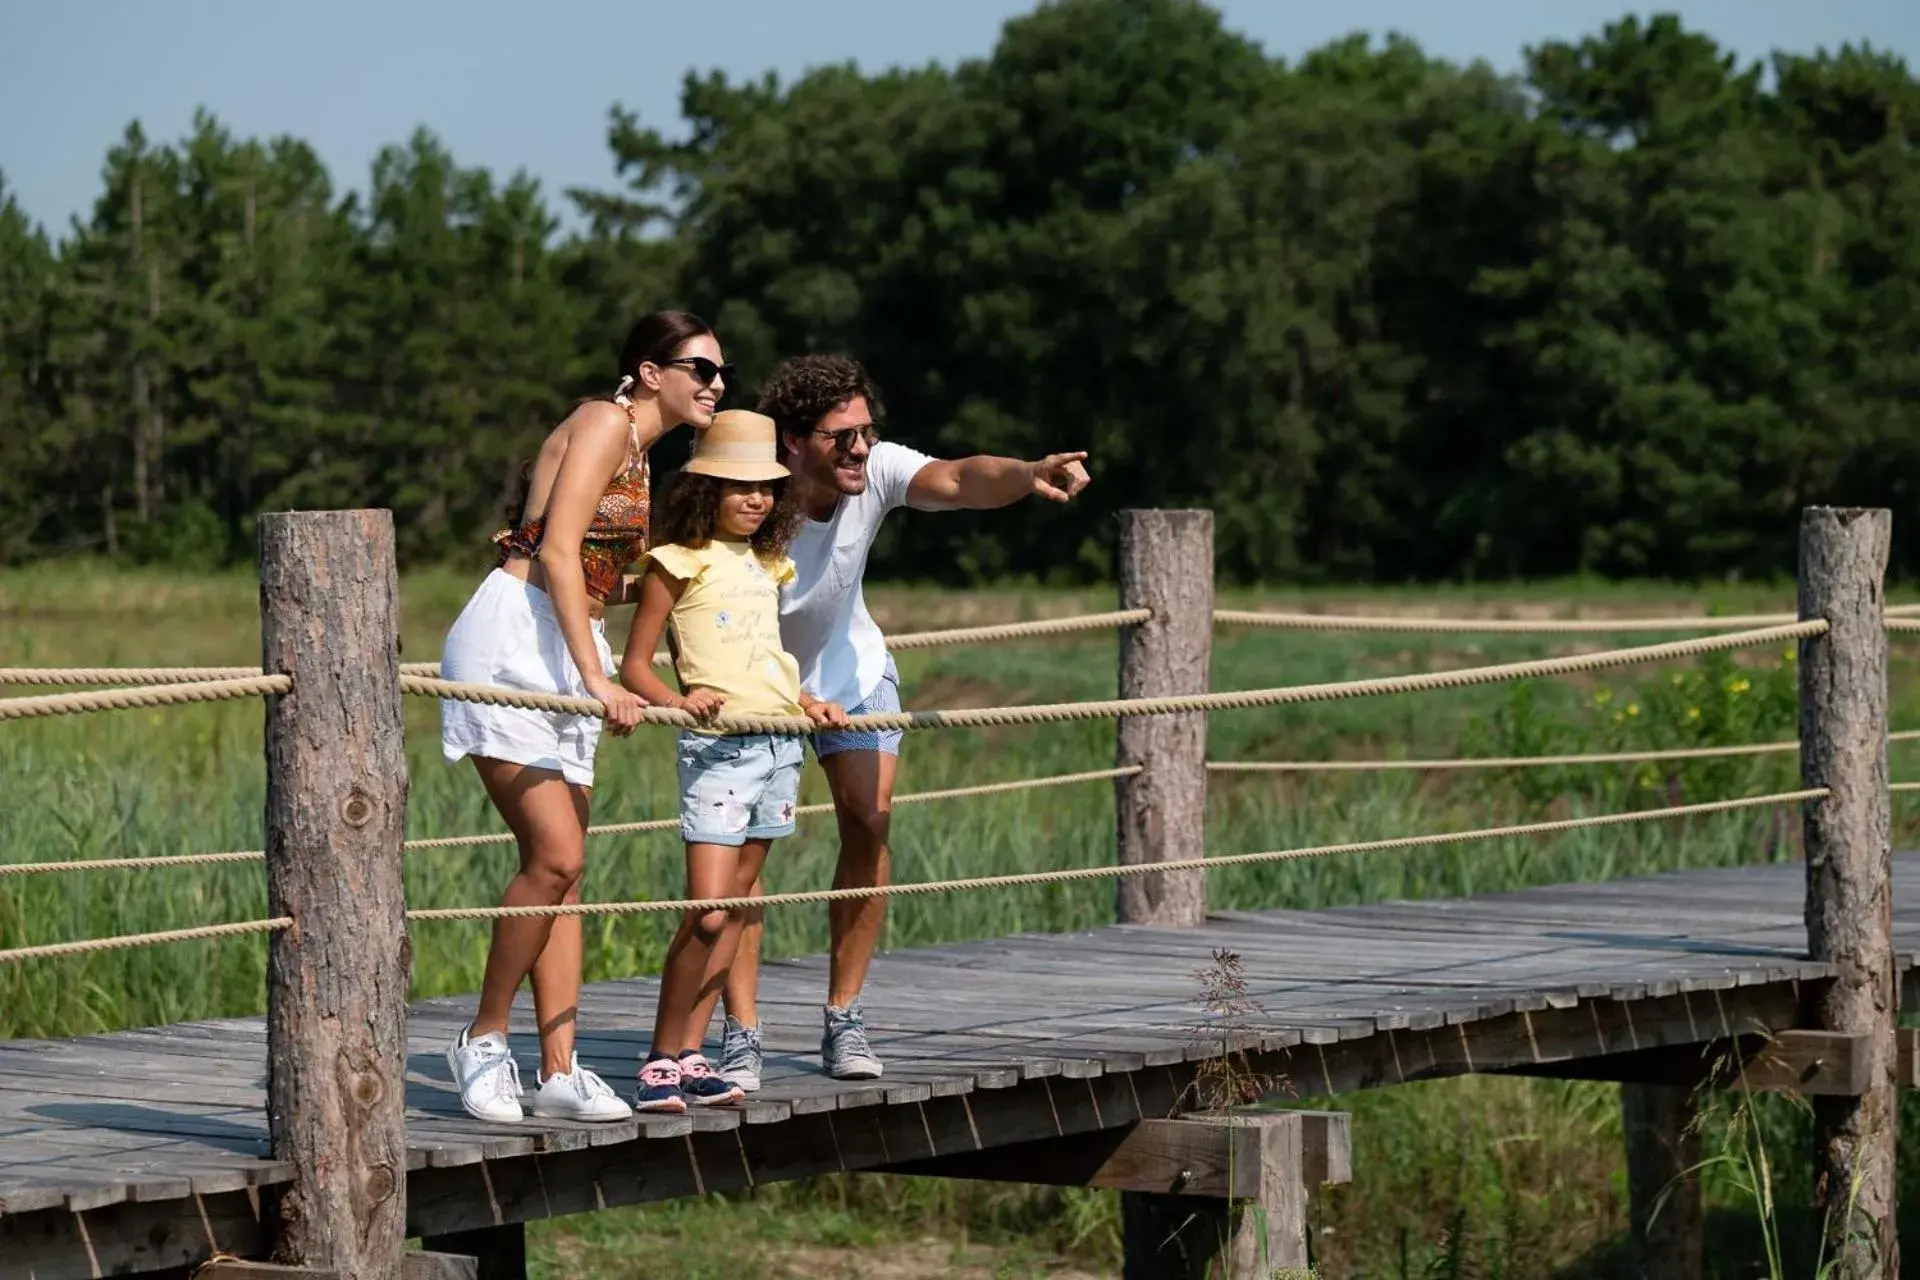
left=679, top=687, right=727, bottom=724
left=1029, top=452, right=1091, bottom=502
left=803, top=698, right=850, bottom=729
left=589, top=678, right=648, bottom=736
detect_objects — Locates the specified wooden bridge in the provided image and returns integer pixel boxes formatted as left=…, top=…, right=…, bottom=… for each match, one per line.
left=7, top=854, right=1918, bottom=1279
left=0, top=507, right=1909, bottom=1279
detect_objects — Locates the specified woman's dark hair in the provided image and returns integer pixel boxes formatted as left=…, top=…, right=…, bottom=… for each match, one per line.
left=616, top=310, right=714, bottom=393
left=654, top=471, right=801, bottom=563
left=756, top=354, right=883, bottom=459
left=509, top=311, right=717, bottom=528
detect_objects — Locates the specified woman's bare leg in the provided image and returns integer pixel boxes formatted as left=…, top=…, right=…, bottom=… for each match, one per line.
left=469, top=758, right=589, bottom=1078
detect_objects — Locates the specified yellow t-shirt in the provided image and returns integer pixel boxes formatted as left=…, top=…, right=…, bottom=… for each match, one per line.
left=645, top=539, right=803, bottom=726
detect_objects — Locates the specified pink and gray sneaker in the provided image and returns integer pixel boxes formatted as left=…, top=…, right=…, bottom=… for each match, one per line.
left=634, top=1056, right=687, bottom=1114
left=677, top=1049, right=745, bottom=1107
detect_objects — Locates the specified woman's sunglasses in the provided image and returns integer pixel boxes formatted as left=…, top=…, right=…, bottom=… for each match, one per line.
left=662, top=356, right=737, bottom=387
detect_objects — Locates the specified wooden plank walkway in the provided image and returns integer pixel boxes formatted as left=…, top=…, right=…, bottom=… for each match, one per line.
left=6, top=854, right=1919, bottom=1277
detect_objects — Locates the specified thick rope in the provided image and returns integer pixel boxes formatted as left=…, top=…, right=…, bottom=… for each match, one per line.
left=0, top=788, right=1840, bottom=957
left=0, top=675, right=292, bottom=722
left=0, top=766, right=1142, bottom=876
left=0, top=918, right=292, bottom=965
left=5, top=611, right=1151, bottom=688
left=1894, top=783, right=1920, bottom=794
left=0, top=665, right=263, bottom=686
left=408, top=789, right=1826, bottom=922
left=880, top=609, right=1151, bottom=650
left=1207, top=729, right=1920, bottom=774
left=1885, top=618, right=1920, bottom=634
left=1214, top=609, right=1802, bottom=633
left=403, top=620, right=1827, bottom=733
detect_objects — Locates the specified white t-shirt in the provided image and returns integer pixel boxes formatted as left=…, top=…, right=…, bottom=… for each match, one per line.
left=780, top=440, right=938, bottom=708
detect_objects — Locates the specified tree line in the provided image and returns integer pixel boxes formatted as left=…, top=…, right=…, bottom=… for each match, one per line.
left=2, top=0, right=1916, bottom=581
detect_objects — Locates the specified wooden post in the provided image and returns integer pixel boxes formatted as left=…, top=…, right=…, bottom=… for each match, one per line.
left=1118, top=1114, right=1325, bottom=1279
left=1800, top=505, right=1896, bottom=1278
left=1118, top=511, right=1221, bottom=1275
left=261, top=510, right=411, bottom=1279
left=1621, top=1083, right=1702, bottom=1280
left=1116, top=509, right=1213, bottom=928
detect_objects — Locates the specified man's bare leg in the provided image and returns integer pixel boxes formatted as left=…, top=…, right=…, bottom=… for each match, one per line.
left=820, top=748, right=897, bottom=1008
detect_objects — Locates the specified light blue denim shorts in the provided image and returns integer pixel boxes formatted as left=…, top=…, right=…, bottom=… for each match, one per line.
left=676, top=732, right=806, bottom=846
left=810, top=656, right=905, bottom=760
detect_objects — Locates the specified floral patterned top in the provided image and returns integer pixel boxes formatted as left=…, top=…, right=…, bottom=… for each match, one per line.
left=493, top=408, right=651, bottom=604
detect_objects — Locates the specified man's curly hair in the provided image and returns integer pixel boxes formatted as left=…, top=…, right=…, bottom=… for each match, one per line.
left=756, top=354, right=884, bottom=459
left=654, top=472, right=802, bottom=563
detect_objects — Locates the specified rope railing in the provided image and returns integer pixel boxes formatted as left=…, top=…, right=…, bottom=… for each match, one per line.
left=0, top=788, right=1824, bottom=963
left=404, top=789, right=1828, bottom=922
left=1209, top=729, right=1920, bottom=775
left=22, top=601, right=1920, bottom=690
left=402, top=620, right=1827, bottom=734
left=1214, top=609, right=1812, bottom=633
left=0, top=610, right=1155, bottom=688
left=0, top=766, right=1139, bottom=877
left=0, top=917, right=293, bottom=965
left=0, top=674, right=292, bottom=722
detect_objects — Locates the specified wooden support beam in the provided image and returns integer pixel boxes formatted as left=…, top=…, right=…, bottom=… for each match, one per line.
left=417, top=1225, right=524, bottom=1280
left=259, top=510, right=410, bottom=1279
left=189, top=1253, right=474, bottom=1280
left=1118, top=1111, right=1343, bottom=1279
left=1624, top=1083, right=1703, bottom=1280
left=1511, top=1031, right=1873, bottom=1096
left=1115, top=508, right=1213, bottom=928
left=1801, top=505, right=1897, bottom=1279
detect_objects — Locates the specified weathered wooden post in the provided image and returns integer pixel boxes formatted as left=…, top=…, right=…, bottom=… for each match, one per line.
left=261, top=509, right=411, bottom=1279
left=1117, top=509, right=1233, bottom=1277
left=1116, top=508, right=1213, bottom=927
left=1800, top=505, right=1896, bottom=1278
left=1621, top=1083, right=1703, bottom=1279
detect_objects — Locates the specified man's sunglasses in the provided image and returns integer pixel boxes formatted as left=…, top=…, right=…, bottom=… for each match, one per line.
left=813, top=425, right=880, bottom=452
left=662, top=356, right=737, bottom=387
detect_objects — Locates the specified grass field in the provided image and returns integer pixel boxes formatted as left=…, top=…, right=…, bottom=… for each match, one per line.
left=6, top=565, right=1920, bottom=1277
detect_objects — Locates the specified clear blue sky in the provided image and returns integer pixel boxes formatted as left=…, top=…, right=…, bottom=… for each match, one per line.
left=2, top=0, right=1913, bottom=238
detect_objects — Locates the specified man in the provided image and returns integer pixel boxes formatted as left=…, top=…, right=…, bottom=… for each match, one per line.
left=712, top=354, right=1091, bottom=1085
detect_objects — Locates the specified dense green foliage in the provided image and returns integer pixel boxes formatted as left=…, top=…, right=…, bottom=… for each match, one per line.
left=3, top=1, right=1916, bottom=579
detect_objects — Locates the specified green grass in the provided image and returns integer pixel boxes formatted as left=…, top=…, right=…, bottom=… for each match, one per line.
left=6, top=566, right=1920, bottom=1278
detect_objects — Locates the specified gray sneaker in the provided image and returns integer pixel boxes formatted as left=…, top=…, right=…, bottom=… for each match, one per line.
left=720, top=1015, right=763, bottom=1093
left=822, top=1000, right=884, bottom=1080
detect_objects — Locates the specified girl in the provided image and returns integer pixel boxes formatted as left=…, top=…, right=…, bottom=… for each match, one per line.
left=440, top=311, right=733, bottom=1124
left=618, top=409, right=849, bottom=1111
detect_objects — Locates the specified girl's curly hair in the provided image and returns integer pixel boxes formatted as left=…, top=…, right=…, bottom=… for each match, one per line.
left=654, top=471, right=802, bottom=563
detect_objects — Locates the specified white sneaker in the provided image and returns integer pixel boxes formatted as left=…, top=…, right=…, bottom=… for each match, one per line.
left=447, top=1027, right=524, bottom=1123
left=531, top=1054, right=634, bottom=1122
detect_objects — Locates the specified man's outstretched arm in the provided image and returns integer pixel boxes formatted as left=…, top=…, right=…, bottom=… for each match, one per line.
left=905, top=451, right=1091, bottom=512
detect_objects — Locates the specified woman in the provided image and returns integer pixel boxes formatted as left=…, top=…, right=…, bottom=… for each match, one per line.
left=439, top=310, right=733, bottom=1124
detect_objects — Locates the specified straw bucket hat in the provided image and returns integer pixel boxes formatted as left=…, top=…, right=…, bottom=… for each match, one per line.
left=683, top=410, right=790, bottom=483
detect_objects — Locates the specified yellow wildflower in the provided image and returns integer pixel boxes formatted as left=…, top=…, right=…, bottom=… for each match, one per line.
left=1627, top=703, right=1641, bottom=717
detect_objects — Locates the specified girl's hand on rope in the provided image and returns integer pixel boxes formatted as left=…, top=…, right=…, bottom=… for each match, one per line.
left=589, top=678, right=648, bottom=737
left=1029, top=452, right=1091, bottom=502
left=679, top=688, right=727, bottom=724
left=803, top=698, right=850, bottom=729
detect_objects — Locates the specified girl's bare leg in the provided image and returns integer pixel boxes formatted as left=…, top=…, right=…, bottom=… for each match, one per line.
left=687, top=844, right=768, bottom=1043
left=651, top=841, right=753, bottom=1056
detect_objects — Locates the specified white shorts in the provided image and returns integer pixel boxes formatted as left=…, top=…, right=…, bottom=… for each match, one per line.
left=440, top=569, right=614, bottom=788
